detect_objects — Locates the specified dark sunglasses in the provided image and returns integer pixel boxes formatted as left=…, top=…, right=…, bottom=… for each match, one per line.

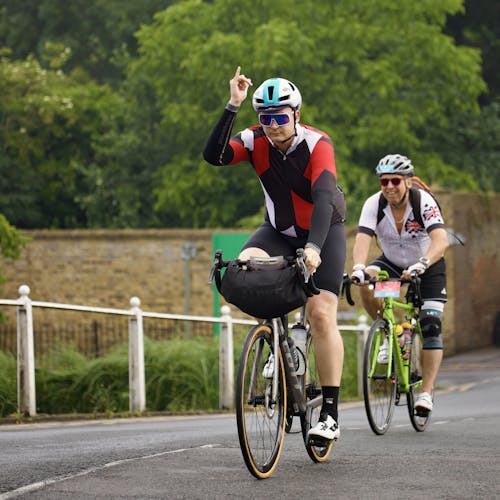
left=258, top=113, right=291, bottom=127
left=379, top=177, right=404, bottom=187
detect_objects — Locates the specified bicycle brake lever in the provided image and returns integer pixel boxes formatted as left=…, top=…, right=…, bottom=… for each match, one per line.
left=208, top=250, right=223, bottom=285
left=341, top=273, right=355, bottom=306
left=207, top=265, right=216, bottom=285
left=296, top=249, right=311, bottom=283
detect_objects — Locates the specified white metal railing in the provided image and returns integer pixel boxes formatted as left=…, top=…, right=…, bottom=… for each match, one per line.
left=0, top=285, right=369, bottom=416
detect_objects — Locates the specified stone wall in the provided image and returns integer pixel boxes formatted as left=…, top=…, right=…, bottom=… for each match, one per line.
left=1, top=192, right=498, bottom=356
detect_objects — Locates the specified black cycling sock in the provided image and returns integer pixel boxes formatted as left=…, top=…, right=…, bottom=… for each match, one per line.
left=321, top=386, right=339, bottom=422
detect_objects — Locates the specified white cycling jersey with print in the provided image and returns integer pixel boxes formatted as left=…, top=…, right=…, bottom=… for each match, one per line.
left=358, top=189, right=445, bottom=269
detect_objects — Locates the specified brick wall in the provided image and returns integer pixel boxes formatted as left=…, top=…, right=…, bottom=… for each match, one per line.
left=1, top=192, right=498, bottom=356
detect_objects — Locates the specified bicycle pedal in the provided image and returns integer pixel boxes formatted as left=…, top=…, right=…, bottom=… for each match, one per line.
left=308, top=436, right=333, bottom=447
left=415, top=407, right=430, bottom=417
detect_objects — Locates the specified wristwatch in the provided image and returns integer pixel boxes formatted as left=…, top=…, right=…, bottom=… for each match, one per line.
left=419, top=257, right=430, bottom=268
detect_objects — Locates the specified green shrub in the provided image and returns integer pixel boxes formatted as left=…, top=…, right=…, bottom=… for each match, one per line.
left=145, top=337, right=219, bottom=412
left=0, top=351, right=16, bottom=416
left=0, top=330, right=361, bottom=418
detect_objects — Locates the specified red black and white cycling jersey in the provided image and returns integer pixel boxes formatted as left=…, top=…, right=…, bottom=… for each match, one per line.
left=203, top=107, right=345, bottom=251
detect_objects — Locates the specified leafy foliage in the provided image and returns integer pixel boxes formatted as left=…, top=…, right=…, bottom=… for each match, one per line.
left=0, top=0, right=497, bottom=229
left=0, top=213, right=30, bottom=298
left=133, top=0, right=488, bottom=224
left=0, top=48, right=132, bottom=228
left=0, top=0, right=177, bottom=86
left=0, top=350, right=16, bottom=416
left=0, top=334, right=360, bottom=418
left=32, top=338, right=220, bottom=415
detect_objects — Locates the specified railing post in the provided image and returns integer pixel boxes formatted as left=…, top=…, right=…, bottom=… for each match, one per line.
left=357, top=314, right=369, bottom=397
left=219, top=305, right=234, bottom=410
left=128, top=297, right=146, bottom=414
left=17, top=285, right=36, bottom=416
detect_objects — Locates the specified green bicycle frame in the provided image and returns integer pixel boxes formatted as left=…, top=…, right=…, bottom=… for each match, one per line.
left=371, top=270, right=424, bottom=394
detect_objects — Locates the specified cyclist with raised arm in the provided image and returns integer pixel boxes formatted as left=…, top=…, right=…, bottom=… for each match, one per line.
left=350, top=154, right=449, bottom=414
left=203, top=66, right=346, bottom=442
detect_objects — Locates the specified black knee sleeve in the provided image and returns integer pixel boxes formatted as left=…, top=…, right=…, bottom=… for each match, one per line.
left=420, top=314, right=442, bottom=349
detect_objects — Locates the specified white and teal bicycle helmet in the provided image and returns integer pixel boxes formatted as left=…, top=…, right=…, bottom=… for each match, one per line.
left=375, top=154, right=414, bottom=176
left=252, top=78, right=302, bottom=112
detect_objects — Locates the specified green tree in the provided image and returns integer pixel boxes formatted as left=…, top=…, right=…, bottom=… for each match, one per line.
left=446, top=0, right=500, bottom=105
left=0, top=48, right=130, bottom=228
left=132, top=0, right=486, bottom=225
left=0, top=0, right=495, bottom=229
left=0, top=213, right=29, bottom=297
left=0, top=0, right=176, bottom=86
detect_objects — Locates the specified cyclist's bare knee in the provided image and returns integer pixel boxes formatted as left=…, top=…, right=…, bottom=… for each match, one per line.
left=359, top=286, right=380, bottom=320
left=238, top=247, right=270, bottom=259
left=307, top=292, right=339, bottom=332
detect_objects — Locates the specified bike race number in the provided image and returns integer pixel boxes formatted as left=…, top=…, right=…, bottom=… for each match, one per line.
left=374, top=281, right=401, bottom=298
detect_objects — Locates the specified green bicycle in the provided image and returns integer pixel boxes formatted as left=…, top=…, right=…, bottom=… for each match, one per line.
left=353, top=270, right=431, bottom=435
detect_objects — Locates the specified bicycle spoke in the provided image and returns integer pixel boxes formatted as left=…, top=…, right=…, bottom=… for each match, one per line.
left=363, top=319, right=396, bottom=435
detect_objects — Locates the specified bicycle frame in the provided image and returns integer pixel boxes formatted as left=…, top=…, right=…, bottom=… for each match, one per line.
left=243, top=316, right=308, bottom=414
left=270, top=317, right=307, bottom=414
left=372, top=272, right=423, bottom=394
left=266, top=310, right=324, bottom=422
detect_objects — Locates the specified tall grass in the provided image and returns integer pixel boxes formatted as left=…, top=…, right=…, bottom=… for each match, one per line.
left=0, top=331, right=360, bottom=418
left=0, top=351, right=17, bottom=416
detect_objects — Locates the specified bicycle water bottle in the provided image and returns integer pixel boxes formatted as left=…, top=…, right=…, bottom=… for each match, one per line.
left=290, top=323, right=307, bottom=375
left=397, top=322, right=413, bottom=360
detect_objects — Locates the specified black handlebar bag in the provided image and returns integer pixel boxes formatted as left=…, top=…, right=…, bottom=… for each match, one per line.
left=218, top=261, right=309, bottom=319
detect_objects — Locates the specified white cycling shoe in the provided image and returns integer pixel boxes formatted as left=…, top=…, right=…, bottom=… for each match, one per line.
left=414, top=391, right=433, bottom=414
left=262, top=354, right=274, bottom=379
left=262, top=348, right=306, bottom=378
left=308, top=414, right=340, bottom=442
left=377, top=338, right=389, bottom=364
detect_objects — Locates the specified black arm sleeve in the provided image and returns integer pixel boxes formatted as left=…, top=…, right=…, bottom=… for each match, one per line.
left=307, top=172, right=346, bottom=251
left=202, top=106, right=238, bottom=166
left=307, top=189, right=334, bottom=251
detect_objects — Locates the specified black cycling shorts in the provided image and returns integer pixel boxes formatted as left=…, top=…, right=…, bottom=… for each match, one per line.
left=368, top=255, right=447, bottom=303
left=241, top=221, right=346, bottom=295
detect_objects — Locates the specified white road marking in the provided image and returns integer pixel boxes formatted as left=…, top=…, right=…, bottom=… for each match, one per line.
left=0, top=444, right=221, bottom=499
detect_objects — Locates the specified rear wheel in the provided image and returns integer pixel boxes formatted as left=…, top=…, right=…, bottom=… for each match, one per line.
left=363, top=319, right=397, bottom=435
left=236, top=324, right=286, bottom=479
left=301, top=333, right=334, bottom=462
left=407, top=330, right=432, bottom=431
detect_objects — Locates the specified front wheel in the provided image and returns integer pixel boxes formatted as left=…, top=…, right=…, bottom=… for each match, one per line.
left=301, top=333, right=334, bottom=462
left=363, top=319, right=397, bottom=435
left=407, top=330, right=432, bottom=431
left=236, top=324, right=286, bottom=479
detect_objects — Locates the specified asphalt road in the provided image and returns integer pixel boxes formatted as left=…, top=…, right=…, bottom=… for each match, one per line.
left=1, top=347, right=499, bottom=500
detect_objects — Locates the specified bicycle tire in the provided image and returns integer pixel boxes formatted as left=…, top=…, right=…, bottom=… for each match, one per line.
left=407, top=330, right=432, bottom=431
left=363, top=319, right=397, bottom=435
left=236, top=324, right=286, bottom=479
left=301, top=333, right=334, bottom=462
